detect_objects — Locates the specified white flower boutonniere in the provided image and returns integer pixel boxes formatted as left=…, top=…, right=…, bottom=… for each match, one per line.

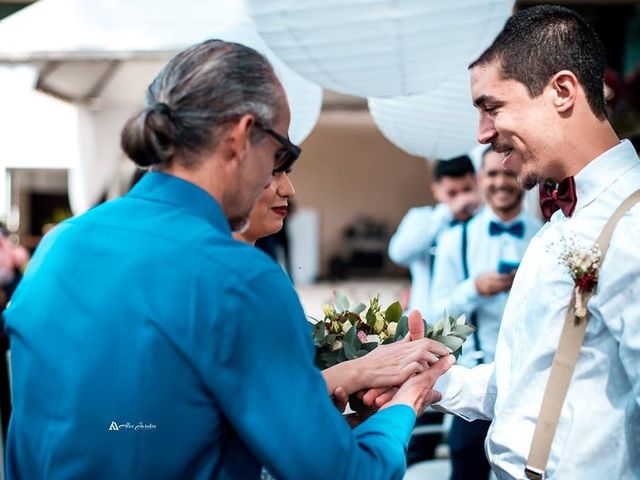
left=558, top=237, right=601, bottom=324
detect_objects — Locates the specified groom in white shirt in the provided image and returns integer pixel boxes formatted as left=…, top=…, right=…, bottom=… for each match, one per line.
left=432, top=148, right=542, bottom=480
left=434, top=5, right=640, bottom=480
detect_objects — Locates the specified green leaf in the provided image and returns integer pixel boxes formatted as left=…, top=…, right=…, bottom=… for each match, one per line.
left=432, top=316, right=445, bottom=336
left=361, top=342, right=378, bottom=352
left=343, top=340, right=358, bottom=360
left=352, top=303, right=367, bottom=315
left=442, top=317, right=452, bottom=336
left=365, top=308, right=377, bottom=327
left=334, top=291, right=350, bottom=312
left=426, top=324, right=434, bottom=337
left=451, top=324, right=476, bottom=338
left=342, top=325, right=358, bottom=347
left=384, top=301, right=403, bottom=323
left=431, top=335, right=464, bottom=352
left=394, top=315, right=409, bottom=341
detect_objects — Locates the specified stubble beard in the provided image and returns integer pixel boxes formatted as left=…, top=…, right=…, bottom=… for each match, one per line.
left=519, top=172, right=540, bottom=191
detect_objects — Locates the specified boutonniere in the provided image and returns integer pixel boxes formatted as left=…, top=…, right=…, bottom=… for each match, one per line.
left=557, top=237, right=601, bottom=324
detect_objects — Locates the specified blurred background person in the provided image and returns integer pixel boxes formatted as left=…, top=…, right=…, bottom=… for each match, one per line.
left=388, top=155, right=480, bottom=319
left=430, top=147, right=542, bottom=480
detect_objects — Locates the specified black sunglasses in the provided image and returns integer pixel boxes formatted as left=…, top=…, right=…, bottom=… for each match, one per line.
left=256, top=123, right=301, bottom=173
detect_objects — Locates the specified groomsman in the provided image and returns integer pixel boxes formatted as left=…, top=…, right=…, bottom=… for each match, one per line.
left=431, top=147, right=541, bottom=480
left=388, top=155, right=480, bottom=318
left=435, top=6, right=640, bottom=480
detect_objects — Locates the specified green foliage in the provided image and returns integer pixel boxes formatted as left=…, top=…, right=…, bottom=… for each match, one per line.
left=312, top=293, right=475, bottom=369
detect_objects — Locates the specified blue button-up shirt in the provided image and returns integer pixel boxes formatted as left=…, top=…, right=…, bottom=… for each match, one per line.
left=4, top=172, right=415, bottom=480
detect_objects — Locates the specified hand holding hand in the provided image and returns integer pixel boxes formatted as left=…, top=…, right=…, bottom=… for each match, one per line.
left=380, top=354, right=455, bottom=416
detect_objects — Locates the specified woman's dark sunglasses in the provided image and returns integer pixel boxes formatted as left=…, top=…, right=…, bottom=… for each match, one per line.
left=256, top=123, right=301, bottom=172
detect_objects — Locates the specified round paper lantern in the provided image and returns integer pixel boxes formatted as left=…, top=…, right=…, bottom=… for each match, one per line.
left=368, top=70, right=480, bottom=160
left=247, top=0, right=514, bottom=98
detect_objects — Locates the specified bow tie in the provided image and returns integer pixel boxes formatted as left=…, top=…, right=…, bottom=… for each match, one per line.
left=539, top=177, right=577, bottom=221
left=488, top=220, right=524, bottom=238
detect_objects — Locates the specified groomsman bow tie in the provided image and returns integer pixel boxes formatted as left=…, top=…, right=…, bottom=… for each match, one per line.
left=539, top=177, right=577, bottom=221
left=488, top=220, right=525, bottom=238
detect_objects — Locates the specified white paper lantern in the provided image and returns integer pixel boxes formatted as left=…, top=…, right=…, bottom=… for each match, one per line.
left=368, top=70, right=480, bottom=160
left=247, top=0, right=514, bottom=98
left=0, top=0, right=322, bottom=215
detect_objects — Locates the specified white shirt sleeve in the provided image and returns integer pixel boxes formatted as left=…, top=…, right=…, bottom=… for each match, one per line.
left=595, top=212, right=640, bottom=407
left=431, top=363, right=497, bottom=421
left=388, top=204, right=453, bottom=267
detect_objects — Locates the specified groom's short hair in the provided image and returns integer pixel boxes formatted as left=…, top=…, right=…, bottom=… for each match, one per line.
left=470, top=5, right=607, bottom=120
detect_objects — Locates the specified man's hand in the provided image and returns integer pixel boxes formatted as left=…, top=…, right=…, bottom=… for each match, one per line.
left=380, top=355, right=455, bottom=416
left=332, top=386, right=348, bottom=413
left=450, top=191, right=481, bottom=222
left=475, top=271, right=515, bottom=296
left=359, top=310, right=448, bottom=409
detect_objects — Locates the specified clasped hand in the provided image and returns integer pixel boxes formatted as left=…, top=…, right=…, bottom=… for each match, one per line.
left=328, top=310, right=455, bottom=422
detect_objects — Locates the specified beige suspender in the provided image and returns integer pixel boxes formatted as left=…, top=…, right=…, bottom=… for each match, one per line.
left=524, top=188, right=640, bottom=480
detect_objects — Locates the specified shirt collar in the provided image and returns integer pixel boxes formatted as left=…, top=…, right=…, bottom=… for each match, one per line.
left=128, top=171, right=231, bottom=235
left=573, top=139, right=639, bottom=215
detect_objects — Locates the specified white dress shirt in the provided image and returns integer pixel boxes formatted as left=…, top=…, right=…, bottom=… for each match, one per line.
left=431, top=207, right=542, bottom=367
left=435, top=140, right=640, bottom=479
left=388, top=203, right=454, bottom=316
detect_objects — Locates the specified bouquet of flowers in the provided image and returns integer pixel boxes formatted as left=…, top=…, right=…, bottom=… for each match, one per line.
left=311, top=291, right=475, bottom=370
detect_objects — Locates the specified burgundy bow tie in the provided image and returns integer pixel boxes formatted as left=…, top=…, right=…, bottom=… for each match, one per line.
left=539, top=177, right=577, bottom=221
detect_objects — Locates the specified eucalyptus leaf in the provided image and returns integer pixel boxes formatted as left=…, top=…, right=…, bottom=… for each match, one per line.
left=334, top=290, right=349, bottom=313
left=431, top=335, right=464, bottom=352
left=451, top=324, right=476, bottom=338
left=343, top=340, right=358, bottom=360
left=343, top=326, right=358, bottom=347
left=433, top=317, right=445, bottom=336
left=362, top=342, right=378, bottom=352
left=384, top=301, right=403, bottom=323
left=442, top=317, right=452, bottom=336
left=352, top=303, right=367, bottom=315
left=455, top=314, right=468, bottom=326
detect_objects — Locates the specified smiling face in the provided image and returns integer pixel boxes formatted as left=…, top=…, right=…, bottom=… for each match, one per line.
left=480, top=149, right=523, bottom=219
left=471, top=62, right=562, bottom=190
left=227, top=91, right=291, bottom=233
left=235, top=170, right=296, bottom=244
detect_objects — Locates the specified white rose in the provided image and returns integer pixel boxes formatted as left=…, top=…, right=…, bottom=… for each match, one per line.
left=386, top=322, right=397, bottom=337
left=332, top=340, right=343, bottom=351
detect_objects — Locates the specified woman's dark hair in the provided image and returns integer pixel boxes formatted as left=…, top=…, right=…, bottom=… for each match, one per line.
left=121, top=39, right=282, bottom=168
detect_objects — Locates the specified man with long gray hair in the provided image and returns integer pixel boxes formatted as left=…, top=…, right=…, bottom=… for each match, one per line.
left=3, top=40, right=454, bottom=479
